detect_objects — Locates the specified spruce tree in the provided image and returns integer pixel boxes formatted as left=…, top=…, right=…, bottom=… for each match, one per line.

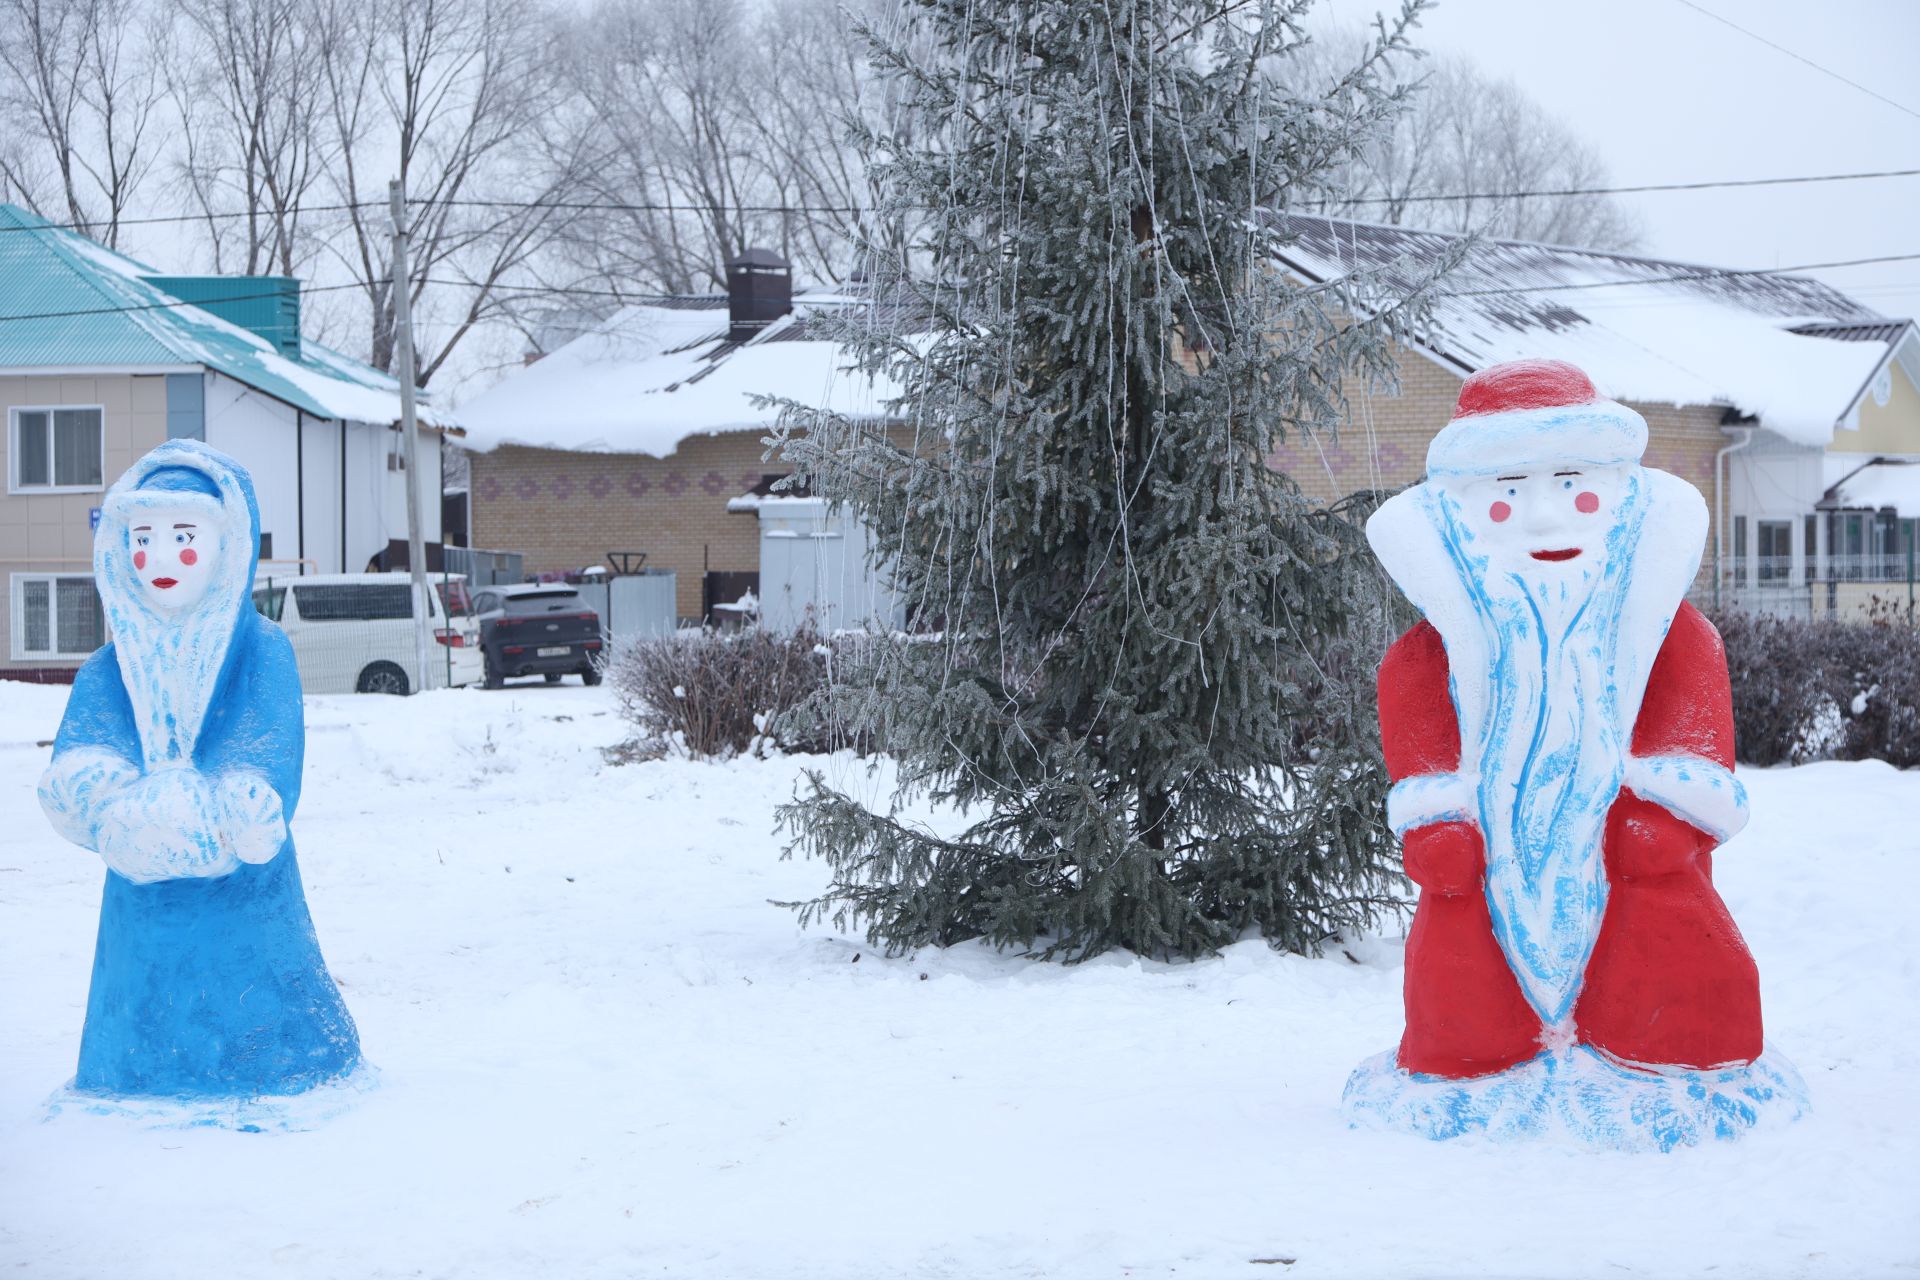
left=775, top=0, right=1443, bottom=961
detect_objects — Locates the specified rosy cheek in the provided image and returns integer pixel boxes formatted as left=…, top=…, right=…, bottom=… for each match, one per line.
left=179, top=548, right=199, bottom=566
left=1489, top=501, right=1512, bottom=523
left=1574, top=491, right=1600, bottom=514
left=133, top=551, right=146, bottom=570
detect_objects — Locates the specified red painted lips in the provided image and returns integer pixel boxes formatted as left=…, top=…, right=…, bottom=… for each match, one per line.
left=152, top=577, right=178, bottom=588
left=1530, top=549, right=1582, bottom=562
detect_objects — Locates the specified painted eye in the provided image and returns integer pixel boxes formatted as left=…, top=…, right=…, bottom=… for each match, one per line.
left=1506, top=488, right=1517, bottom=497
left=1575, top=491, right=1600, bottom=514
left=1489, top=501, right=1512, bottom=523
left=1563, top=480, right=1573, bottom=490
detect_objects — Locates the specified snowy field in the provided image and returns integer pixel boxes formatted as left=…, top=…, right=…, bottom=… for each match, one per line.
left=1, top=679, right=1916, bottom=1280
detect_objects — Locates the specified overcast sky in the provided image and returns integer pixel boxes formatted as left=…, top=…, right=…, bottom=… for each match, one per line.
left=1315, top=0, right=1920, bottom=322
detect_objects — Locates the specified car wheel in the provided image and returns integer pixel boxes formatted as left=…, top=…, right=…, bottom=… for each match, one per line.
left=483, top=651, right=504, bottom=690
left=580, top=665, right=602, bottom=687
left=357, top=661, right=410, bottom=696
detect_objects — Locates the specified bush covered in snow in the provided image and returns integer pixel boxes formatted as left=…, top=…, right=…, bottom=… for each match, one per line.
left=1712, top=607, right=1918, bottom=768
left=607, top=624, right=848, bottom=760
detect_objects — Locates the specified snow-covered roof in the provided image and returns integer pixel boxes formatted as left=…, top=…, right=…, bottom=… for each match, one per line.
left=457, top=292, right=906, bottom=456
left=0, top=204, right=443, bottom=426
left=1271, top=215, right=1902, bottom=447
left=1823, top=455, right=1920, bottom=517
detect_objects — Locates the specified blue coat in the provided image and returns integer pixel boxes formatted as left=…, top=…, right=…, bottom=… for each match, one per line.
left=41, top=440, right=360, bottom=1099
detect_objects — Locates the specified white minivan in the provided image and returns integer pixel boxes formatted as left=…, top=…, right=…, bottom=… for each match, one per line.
left=251, top=572, right=483, bottom=694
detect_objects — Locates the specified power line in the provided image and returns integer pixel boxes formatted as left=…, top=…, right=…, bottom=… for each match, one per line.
left=2, top=164, right=1916, bottom=235
left=1345, top=167, right=1920, bottom=205
left=0, top=279, right=371, bottom=324
left=0, top=202, right=378, bottom=234
left=1671, top=0, right=1920, bottom=121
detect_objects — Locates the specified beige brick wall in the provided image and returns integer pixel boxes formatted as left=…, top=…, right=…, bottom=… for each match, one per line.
left=1, top=373, right=168, bottom=672
left=469, top=433, right=781, bottom=620
left=470, top=351, right=1738, bottom=623
left=1271, top=345, right=1731, bottom=590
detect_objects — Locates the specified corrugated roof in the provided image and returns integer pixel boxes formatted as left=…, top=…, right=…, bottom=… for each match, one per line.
left=0, top=204, right=442, bottom=425
left=1786, top=319, right=1916, bottom=344
left=1270, top=214, right=1894, bottom=447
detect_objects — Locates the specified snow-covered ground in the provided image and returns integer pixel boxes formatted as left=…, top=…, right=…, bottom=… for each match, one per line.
left=1, top=679, right=1915, bottom=1279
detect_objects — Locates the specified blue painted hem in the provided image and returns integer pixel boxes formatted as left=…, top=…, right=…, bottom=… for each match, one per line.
left=43, top=1063, right=379, bottom=1134
left=1342, top=1044, right=1807, bottom=1152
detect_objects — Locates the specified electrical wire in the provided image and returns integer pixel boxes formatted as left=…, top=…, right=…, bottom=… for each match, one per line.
left=1, top=165, right=1917, bottom=235
left=1670, top=0, right=1920, bottom=121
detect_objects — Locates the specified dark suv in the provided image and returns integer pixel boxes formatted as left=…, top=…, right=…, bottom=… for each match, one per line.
left=471, top=585, right=605, bottom=689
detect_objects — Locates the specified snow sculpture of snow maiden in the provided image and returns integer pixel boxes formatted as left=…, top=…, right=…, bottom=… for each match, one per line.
left=37, top=439, right=362, bottom=1124
left=1341, top=359, right=1805, bottom=1152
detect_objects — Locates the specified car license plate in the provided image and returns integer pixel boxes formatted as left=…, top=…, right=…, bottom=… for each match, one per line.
left=537, top=645, right=570, bottom=657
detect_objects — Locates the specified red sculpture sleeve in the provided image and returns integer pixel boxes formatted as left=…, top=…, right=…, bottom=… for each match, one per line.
left=1631, top=603, right=1736, bottom=768
left=1379, top=620, right=1462, bottom=782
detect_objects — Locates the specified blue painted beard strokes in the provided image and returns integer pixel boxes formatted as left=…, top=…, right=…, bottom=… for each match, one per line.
left=1426, top=475, right=1651, bottom=1029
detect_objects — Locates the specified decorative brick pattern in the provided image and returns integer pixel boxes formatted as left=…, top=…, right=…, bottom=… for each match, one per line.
left=469, top=434, right=781, bottom=620
left=469, top=346, right=1735, bottom=621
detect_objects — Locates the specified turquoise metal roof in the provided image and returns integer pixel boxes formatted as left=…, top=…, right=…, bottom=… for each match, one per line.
left=0, top=204, right=439, bottom=425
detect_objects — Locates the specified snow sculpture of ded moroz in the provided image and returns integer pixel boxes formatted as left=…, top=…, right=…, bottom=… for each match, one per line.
left=1341, top=358, right=1806, bottom=1151
left=38, top=439, right=361, bottom=1108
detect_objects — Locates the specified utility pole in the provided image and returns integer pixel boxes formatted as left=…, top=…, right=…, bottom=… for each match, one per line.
left=390, top=178, right=433, bottom=694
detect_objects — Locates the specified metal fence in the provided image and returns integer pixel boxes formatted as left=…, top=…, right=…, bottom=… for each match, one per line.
left=1709, top=553, right=1919, bottom=621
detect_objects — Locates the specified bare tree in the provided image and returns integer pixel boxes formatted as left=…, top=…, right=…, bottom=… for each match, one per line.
left=1286, top=28, right=1642, bottom=250
left=165, top=0, right=332, bottom=277
left=309, top=0, right=584, bottom=383
left=0, top=0, right=163, bottom=247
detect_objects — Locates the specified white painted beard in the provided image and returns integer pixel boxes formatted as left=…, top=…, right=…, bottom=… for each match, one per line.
left=1472, top=559, right=1627, bottom=1029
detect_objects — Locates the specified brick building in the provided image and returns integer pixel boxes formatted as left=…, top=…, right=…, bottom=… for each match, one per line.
left=460, top=219, right=1917, bottom=625
left=459, top=253, right=900, bottom=622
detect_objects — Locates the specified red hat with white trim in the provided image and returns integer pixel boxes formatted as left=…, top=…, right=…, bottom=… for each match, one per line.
left=1426, top=358, right=1647, bottom=478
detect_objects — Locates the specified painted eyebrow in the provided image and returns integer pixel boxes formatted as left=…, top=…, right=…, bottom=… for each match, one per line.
left=1494, top=474, right=1526, bottom=481
left=132, top=524, right=150, bottom=531
left=1553, top=470, right=1582, bottom=476
left=172, top=523, right=197, bottom=529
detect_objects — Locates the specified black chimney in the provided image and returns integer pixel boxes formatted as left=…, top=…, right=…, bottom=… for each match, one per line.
left=726, top=248, right=791, bottom=342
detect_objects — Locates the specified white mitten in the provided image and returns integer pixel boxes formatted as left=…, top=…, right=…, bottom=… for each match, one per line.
left=38, top=747, right=143, bottom=851
left=93, top=769, right=238, bottom=884
left=216, top=770, right=287, bottom=864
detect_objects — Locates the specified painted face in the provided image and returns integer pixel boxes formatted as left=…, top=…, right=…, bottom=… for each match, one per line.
left=1449, top=465, right=1630, bottom=575
left=129, top=505, right=222, bottom=611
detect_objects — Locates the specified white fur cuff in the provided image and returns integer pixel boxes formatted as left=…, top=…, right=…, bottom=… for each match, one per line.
left=1623, top=754, right=1749, bottom=841
left=1387, top=772, right=1480, bottom=836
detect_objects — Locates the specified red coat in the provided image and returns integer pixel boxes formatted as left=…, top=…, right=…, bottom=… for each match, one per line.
left=1378, top=602, right=1764, bottom=1078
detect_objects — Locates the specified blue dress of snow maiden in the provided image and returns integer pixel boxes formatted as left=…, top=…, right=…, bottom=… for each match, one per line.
left=38, top=439, right=361, bottom=1113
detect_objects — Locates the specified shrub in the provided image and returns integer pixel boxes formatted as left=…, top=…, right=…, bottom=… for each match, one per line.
left=1710, top=607, right=1919, bottom=768
left=606, top=622, right=855, bottom=760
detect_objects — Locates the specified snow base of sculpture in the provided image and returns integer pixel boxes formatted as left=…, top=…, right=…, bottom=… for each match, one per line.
left=1341, top=1044, right=1807, bottom=1152
left=43, top=1063, right=378, bottom=1134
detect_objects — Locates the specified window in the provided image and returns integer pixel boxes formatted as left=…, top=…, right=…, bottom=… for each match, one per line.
left=1732, top=516, right=1747, bottom=583
left=252, top=586, right=286, bottom=622
left=1757, top=521, right=1791, bottom=582
left=290, top=582, right=436, bottom=622
left=1805, top=515, right=1819, bottom=579
left=9, top=406, right=104, bottom=491
left=11, top=574, right=106, bottom=659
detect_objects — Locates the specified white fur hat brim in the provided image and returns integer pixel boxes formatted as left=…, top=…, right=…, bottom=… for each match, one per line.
left=1425, top=400, right=1648, bottom=478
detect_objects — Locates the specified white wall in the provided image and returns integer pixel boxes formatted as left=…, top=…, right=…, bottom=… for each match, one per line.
left=755, top=497, right=902, bottom=633
left=1726, top=429, right=1826, bottom=584
left=204, top=372, right=441, bottom=576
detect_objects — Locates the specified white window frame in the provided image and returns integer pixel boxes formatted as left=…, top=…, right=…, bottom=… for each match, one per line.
left=8, top=404, right=107, bottom=494
left=9, top=572, right=107, bottom=660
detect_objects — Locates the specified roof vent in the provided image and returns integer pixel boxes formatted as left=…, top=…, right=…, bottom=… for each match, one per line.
left=726, top=249, right=790, bottom=343
left=143, top=275, right=301, bottom=361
